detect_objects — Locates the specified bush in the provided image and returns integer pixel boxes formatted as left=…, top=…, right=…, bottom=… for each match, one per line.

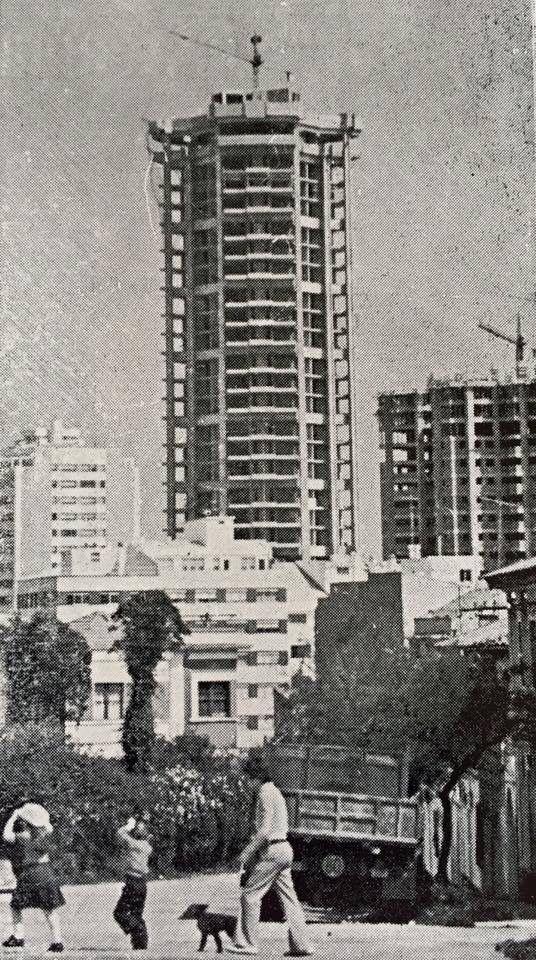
left=151, top=732, right=223, bottom=774
left=0, top=725, right=253, bottom=883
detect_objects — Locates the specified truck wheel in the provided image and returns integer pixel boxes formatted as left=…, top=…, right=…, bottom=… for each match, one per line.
left=300, top=867, right=347, bottom=908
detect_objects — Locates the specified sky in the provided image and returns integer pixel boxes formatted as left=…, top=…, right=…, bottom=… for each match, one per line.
left=2, top=0, right=535, bottom=554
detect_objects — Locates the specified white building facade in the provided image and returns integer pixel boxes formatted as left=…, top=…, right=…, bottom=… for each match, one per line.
left=0, top=420, right=137, bottom=611
left=17, top=517, right=320, bottom=754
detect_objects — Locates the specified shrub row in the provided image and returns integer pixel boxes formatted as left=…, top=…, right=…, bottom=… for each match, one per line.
left=0, top=725, right=253, bottom=883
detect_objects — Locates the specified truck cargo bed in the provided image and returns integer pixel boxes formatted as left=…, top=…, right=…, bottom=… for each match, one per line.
left=284, top=788, right=419, bottom=844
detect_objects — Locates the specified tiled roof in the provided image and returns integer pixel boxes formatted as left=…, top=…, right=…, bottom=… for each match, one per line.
left=69, top=612, right=118, bottom=651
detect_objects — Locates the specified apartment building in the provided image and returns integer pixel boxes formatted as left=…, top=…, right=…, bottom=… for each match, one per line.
left=0, top=421, right=137, bottom=610
left=147, top=83, right=360, bottom=560
left=378, top=377, right=536, bottom=569
left=16, top=516, right=320, bottom=753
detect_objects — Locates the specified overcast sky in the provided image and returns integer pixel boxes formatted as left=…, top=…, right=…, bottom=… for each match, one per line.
left=2, top=0, right=534, bottom=554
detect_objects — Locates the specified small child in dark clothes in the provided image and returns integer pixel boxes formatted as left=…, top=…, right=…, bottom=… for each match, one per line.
left=2, top=803, right=65, bottom=953
left=113, top=815, right=152, bottom=950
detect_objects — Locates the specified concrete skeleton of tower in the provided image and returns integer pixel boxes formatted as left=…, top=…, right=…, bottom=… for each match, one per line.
left=378, top=377, right=536, bottom=570
left=148, top=67, right=361, bottom=561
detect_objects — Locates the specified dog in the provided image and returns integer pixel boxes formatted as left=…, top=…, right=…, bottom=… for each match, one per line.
left=181, top=903, right=238, bottom=953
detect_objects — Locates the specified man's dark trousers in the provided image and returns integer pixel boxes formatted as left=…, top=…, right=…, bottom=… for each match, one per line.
left=113, top=876, right=148, bottom=949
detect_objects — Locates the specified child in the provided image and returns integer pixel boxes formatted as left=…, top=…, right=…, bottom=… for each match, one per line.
left=113, top=815, right=152, bottom=951
left=2, top=803, right=65, bottom=953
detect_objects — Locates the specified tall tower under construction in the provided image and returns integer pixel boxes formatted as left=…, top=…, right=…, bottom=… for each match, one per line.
left=148, top=75, right=360, bottom=560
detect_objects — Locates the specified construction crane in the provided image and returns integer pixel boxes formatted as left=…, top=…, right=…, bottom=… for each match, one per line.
left=169, top=31, right=265, bottom=87
left=478, top=314, right=526, bottom=379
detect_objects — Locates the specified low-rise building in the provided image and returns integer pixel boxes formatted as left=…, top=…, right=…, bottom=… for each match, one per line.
left=299, top=550, right=483, bottom=646
left=16, top=516, right=320, bottom=754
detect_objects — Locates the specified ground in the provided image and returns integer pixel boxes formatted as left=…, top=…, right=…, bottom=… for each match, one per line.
left=1, top=873, right=535, bottom=959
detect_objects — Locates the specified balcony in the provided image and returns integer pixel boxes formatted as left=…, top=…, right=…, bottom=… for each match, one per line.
left=228, top=465, right=299, bottom=480
left=223, top=202, right=294, bottom=216
left=228, top=498, right=301, bottom=509
left=234, top=520, right=301, bottom=529
left=226, top=364, right=298, bottom=376
left=226, top=384, right=299, bottom=396
left=222, top=183, right=293, bottom=195
left=227, top=431, right=299, bottom=444
left=225, top=296, right=295, bottom=309
left=228, top=452, right=300, bottom=462
left=226, top=337, right=297, bottom=350
left=227, top=405, right=298, bottom=417
left=225, top=267, right=295, bottom=281
left=223, top=229, right=294, bottom=243
left=225, top=248, right=293, bottom=259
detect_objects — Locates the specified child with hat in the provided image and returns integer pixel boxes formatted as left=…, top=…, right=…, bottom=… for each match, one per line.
left=2, top=803, right=65, bottom=952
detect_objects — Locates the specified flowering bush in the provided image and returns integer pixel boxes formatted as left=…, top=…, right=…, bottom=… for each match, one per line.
left=0, top=726, right=253, bottom=882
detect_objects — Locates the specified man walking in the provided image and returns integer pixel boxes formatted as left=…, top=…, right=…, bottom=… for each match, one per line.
left=113, top=814, right=152, bottom=950
left=228, top=753, right=313, bottom=957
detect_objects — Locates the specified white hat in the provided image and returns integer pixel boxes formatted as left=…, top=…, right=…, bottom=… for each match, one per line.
left=18, top=803, right=51, bottom=830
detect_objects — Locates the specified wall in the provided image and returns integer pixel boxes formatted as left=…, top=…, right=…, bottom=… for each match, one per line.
left=420, top=774, right=483, bottom=891
left=67, top=651, right=184, bottom=758
left=18, top=459, right=53, bottom=579
left=315, top=571, right=404, bottom=677
left=420, top=751, right=520, bottom=900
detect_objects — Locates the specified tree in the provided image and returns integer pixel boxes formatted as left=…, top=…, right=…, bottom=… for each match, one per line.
left=281, top=643, right=536, bottom=883
left=111, top=591, right=188, bottom=773
left=0, top=613, right=92, bottom=727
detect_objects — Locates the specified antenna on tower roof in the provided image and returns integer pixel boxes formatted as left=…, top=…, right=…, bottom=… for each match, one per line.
left=250, top=34, right=263, bottom=88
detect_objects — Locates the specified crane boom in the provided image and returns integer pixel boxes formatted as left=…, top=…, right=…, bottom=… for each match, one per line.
left=170, top=31, right=265, bottom=86
left=478, top=315, right=526, bottom=377
left=478, top=321, right=517, bottom=348
left=169, top=30, right=252, bottom=65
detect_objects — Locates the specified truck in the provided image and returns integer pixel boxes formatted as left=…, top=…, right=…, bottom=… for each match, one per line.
left=269, top=744, right=420, bottom=919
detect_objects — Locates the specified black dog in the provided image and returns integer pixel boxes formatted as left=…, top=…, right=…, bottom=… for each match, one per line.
left=181, top=904, right=237, bottom=953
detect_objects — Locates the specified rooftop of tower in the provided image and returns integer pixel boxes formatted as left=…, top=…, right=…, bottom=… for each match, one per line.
left=149, top=84, right=361, bottom=140
left=377, top=368, right=536, bottom=402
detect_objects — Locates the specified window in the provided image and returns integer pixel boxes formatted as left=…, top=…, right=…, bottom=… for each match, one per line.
left=256, top=619, right=281, bottom=632
left=256, top=589, right=281, bottom=601
left=182, top=557, right=205, bottom=572
left=291, top=643, right=311, bottom=659
left=197, top=589, right=218, bottom=603
left=241, top=556, right=257, bottom=571
left=248, top=684, right=258, bottom=698
left=460, top=569, right=472, bottom=583
left=227, top=589, right=248, bottom=603
left=94, top=683, right=124, bottom=721
left=197, top=681, right=231, bottom=718
left=247, top=716, right=259, bottom=731
left=289, top=613, right=307, bottom=624
left=169, top=589, right=189, bottom=602
left=256, top=650, right=279, bottom=666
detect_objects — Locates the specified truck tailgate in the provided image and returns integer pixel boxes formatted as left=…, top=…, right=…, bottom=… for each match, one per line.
left=284, top=789, right=418, bottom=843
